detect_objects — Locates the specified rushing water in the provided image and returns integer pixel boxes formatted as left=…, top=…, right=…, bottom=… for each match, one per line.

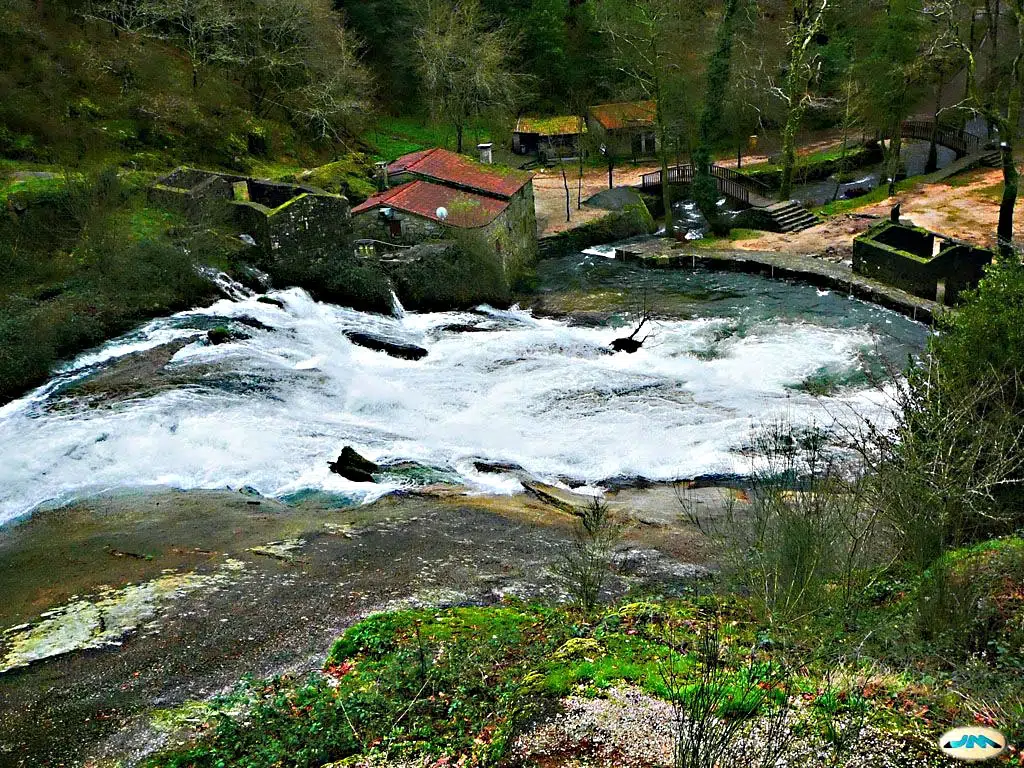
left=0, top=257, right=929, bottom=524
left=789, top=140, right=958, bottom=206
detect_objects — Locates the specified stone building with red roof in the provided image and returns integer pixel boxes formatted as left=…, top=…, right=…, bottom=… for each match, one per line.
left=587, top=101, right=658, bottom=160
left=351, top=148, right=537, bottom=284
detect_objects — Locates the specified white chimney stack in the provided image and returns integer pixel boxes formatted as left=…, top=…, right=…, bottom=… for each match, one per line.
left=477, top=142, right=494, bottom=165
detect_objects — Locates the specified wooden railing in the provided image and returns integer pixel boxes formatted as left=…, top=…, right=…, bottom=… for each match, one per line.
left=640, top=163, right=772, bottom=206
left=900, top=120, right=987, bottom=157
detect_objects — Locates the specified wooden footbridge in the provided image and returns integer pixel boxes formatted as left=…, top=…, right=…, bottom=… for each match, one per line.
left=899, top=120, right=989, bottom=158
left=637, top=121, right=992, bottom=234
left=640, top=163, right=775, bottom=207
left=639, top=164, right=818, bottom=232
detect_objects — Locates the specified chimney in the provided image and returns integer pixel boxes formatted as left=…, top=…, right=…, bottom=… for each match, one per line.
left=477, top=142, right=494, bottom=165
left=374, top=161, right=389, bottom=191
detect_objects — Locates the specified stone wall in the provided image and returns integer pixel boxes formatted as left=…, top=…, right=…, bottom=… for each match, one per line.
left=538, top=200, right=656, bottom=259
left=853, top=221, right=992, bottom=304
left=352, top=183, right=538, bottom=291
left=352, top=208, right=443, bottom=246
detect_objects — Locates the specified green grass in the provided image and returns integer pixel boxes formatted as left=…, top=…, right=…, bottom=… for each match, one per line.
left=361, top=117, right=497, bottom=162
left=813, top=179, right=917, bottom=217
left=740, top=143, right=855, bottom=174
left=688, top=228, right=763, bottom=249
left=0, top=172, right=70, bottom=204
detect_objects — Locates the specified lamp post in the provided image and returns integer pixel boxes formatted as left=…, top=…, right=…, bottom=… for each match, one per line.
left=600, top=143, right=613, bottom=189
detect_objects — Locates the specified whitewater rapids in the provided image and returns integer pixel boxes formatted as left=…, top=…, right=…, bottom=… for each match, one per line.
left=0, top=284, right=916, bottom=524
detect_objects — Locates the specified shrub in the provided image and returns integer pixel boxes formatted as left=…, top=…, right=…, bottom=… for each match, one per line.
left=552, top=496, right=623, bottom=616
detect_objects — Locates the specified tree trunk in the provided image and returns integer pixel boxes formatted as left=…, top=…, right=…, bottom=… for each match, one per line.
left=654, top=102, right=673, bottom=236
left=998, top=139, right=1018, bottom=255
left=887, top=130, right=903, bottom=197
left=577, top=153, right=583, bottom=210
left=456, top=124, right=464, bottom=154
left=562, top=166, right=571, bottom=222
left=608, top=157, right=613, bottom=189
left=925, top=74, right=943, bottom=174
left=779, top=110, right=800, bottom=201
left=692, top=0, right=741, bottom=231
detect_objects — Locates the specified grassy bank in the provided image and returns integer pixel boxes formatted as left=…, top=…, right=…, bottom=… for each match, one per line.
left=0, top=170, right=240, bottom=404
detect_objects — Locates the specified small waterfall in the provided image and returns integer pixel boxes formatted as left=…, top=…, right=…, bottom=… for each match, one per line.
left=197, top=267, right=255, bottom=302
left=390, top=290, right=407, bottom=320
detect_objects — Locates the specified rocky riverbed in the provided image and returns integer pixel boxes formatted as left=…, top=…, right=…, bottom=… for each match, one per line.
left=0, top=482, right=722, bottom=767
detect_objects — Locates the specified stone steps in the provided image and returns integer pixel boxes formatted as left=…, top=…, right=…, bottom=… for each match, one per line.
left=764, top=201, right=820, bottom=233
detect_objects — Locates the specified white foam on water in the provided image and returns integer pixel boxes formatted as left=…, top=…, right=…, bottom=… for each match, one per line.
left=0, top=288, right=895, bottom=524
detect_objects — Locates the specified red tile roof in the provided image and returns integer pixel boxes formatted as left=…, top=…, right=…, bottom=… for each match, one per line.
left=589, top=101, right=657, bottom=131
left=387, top=148, right=531, bottom=199
left=351, top=180, right=509, bottom=228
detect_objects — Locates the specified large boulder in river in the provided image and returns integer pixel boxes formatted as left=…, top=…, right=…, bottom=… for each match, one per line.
left=328, top=447, right=380, bottom=483
left=344, top=331, right=428, bottom=361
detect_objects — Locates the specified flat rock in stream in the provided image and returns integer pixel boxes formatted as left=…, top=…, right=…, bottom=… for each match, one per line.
left=344, top=331, right=427, bottom=360
left=521, top=481, right=592, bottom=514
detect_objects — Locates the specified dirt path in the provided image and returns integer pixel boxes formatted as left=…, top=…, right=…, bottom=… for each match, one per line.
left=732, top=167, right=1017, bottom=258
left=532, top=134, right=847, bottom=237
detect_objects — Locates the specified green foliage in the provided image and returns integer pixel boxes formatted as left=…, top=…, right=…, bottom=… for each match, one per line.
left=910, top=537, right=1024, bottom=662
left=391, top=239, right=511, bottom=312
left=151, top=605, right=569, bottom=767
left=291, top=155, right=377, bottom=203
left=0, top=169, right=226, bottom=404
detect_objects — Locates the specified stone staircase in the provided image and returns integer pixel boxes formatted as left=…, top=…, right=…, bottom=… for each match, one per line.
left=980, top=150, right=1002, bottom=167
left=764, top=201, right=820, bottom=233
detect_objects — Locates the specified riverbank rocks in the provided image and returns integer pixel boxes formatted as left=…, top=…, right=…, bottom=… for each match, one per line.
left=328, top=447, right=380, bottom=483
left=343, top=331, right=428, bottom=361
left=207, top=326, right=248, bottom=345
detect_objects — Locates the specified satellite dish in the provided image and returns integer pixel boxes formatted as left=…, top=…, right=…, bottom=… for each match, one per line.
left=436, top=207, right=449, bottom=221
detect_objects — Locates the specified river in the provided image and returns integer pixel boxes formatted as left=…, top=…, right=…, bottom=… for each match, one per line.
left=0, top=255, right=929, bottom=525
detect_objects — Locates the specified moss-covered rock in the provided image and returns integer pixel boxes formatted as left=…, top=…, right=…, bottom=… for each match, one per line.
left=390, top=240, right=512, bottom=311
left=293, top=154, right=377, bottom=204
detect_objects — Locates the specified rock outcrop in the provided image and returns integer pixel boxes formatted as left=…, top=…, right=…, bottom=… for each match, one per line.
left=328, top=446, right=380, bottom=483
left=344, top=331, right=428, bottom=361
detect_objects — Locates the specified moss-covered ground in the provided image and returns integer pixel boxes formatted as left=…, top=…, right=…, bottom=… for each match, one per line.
left=143, top=535, right=1024, bottom=767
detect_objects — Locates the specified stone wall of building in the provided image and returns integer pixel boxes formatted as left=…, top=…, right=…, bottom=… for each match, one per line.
left=352, top=183, right=538, bottom=290
left=351, top=208, right=444, bottom=246
left=853, top=221, right=992, bottom=305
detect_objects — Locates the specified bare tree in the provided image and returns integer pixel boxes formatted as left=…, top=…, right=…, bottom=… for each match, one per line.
left=414, top=0, right=524, bottom=153
left=152, top=0, right=235, bottom=88
left=774, top=0, right=832, bottom=201
left=845, top=358, right=1024, bottom=569
left=939, top=0, right=1024, bottom=254
left=594, top=0, right=700, bottom=236
left=655, top=609, right=795, bottom=768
